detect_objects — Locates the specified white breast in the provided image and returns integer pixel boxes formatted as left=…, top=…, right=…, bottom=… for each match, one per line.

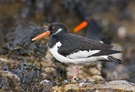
left=49, top=41, right=107, bottom=65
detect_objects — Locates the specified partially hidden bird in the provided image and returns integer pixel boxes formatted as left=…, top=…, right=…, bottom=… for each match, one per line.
left=32, top=22, right=122, bottom=80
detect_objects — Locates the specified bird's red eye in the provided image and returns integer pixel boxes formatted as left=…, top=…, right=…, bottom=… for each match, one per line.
left=52, top=26, right=55, bottom=30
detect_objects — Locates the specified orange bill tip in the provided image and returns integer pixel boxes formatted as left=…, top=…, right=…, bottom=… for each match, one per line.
left=74, top=21, right=88, bottom=33
left=32, top=31, right=50, bottom=41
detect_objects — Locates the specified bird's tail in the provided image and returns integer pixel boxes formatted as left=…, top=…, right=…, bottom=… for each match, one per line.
left=107, top=56, right=122, bottom=64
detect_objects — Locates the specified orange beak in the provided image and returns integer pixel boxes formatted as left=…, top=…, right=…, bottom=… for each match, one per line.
left=74, top=21, right=88, bottom=33
left=32, top=31, right=50, bottom=41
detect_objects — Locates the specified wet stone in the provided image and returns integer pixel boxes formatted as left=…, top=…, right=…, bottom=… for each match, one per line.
left=52, top=80, right=135, bottom=92
left=0, top=55, right=66, bottom=91
left=0, top=70, right=22, bottom=92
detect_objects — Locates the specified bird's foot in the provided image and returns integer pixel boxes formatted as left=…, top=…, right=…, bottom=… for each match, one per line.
left=71, top=65, right=79, bottom=82
left=71, top=77, right=79, bottom=82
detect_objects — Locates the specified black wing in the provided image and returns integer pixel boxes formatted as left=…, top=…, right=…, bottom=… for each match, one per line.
left=58, top=33, right=118, bottom=56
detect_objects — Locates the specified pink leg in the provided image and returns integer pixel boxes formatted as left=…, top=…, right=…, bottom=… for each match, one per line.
left=72, top=65, right=79, bottom=80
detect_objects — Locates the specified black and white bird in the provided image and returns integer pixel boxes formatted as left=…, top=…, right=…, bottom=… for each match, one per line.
left=32, top=22, right=122, bottom=80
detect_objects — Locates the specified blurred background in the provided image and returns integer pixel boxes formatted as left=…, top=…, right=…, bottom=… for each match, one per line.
left=0, top=0, right=135, bottom=91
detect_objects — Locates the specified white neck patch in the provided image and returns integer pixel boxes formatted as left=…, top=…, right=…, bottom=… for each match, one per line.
left=54, top=28, right=62, bottom=35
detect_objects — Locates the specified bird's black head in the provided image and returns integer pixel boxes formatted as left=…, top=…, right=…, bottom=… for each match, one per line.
left=48, top=22, right=68, bottom=36
left=32, top=22, right=68, bottom=41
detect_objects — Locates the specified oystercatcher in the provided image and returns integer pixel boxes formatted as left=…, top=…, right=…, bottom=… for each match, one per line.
left=74, top=18, right=111, bottom=43
left=32, top=22, right=122, bottom=80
